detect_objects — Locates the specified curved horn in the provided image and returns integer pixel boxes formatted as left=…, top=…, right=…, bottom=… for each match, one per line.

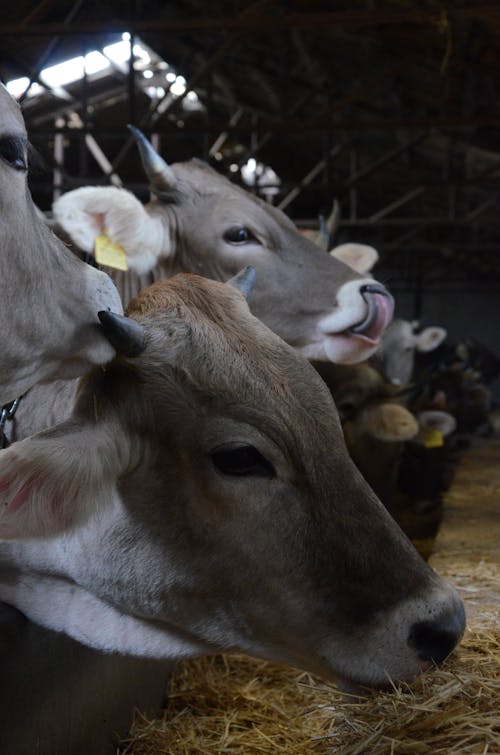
left=328, top=198, right=340, bottom=240
left=98, top=311, right=146, bottom=357
left=313, top=199, right=340, bottom=251
left=227, top=266, right=256, bottom=299
left=127, top=125, right=177, bottom=192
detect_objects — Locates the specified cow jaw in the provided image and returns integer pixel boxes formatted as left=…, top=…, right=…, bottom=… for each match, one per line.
left=298, top=279, right=394, bottom=364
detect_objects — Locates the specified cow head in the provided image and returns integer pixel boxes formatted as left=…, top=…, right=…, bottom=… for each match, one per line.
left=0, top=273, right=463, bottom=688
left=377, top=319, right=447, bottom=385
left=53, top=128, right=393, bottom=365
left=0, top=84, right=122, bottom=404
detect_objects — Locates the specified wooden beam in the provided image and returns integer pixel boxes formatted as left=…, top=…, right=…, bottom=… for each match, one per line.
left=0, top=6, right=498, bottom=36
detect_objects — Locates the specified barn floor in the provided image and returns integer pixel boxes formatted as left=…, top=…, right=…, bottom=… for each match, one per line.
left=119, top=442, right=500, bottom=755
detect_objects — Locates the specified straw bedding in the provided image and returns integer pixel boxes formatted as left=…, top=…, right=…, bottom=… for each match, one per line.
left=120, top=442, right=500, bottom=755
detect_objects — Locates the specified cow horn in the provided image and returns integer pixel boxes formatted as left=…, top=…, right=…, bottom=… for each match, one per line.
left=313, top=199, right=340, bottom=251
left=127, top=125, right=177, bottom=192
left=328, top=198, right=340, bottom=240
left=98, top=311, right=146, bottom=357
left=227, top=266, right=256, bottom=299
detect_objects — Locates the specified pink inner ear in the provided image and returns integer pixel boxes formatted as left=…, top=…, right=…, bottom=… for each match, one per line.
left=4, top=480, right=34, bottom=513
left=91, top=211, right=106, bottom=234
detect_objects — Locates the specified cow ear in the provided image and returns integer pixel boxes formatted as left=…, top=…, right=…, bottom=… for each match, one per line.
left=330, top=243, right=379, bottom=274
left=53, top=186, right=171, bottom=274
left=360, top=403, right=419, bottom=441
left=415, top=327, right=447, bottom=352
left=0, top=420, right=125, bottom=540
left=418, top=410, right=457, bottom=437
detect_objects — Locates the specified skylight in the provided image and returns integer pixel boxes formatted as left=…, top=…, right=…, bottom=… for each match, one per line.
left=5, top=34, right=179, bottom=101
left=6, top=77, right=44, bottom=98
left=40, top=51, right=109, bottom=88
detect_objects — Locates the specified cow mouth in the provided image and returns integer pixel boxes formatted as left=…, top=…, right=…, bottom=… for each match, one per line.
left=346, top=285, right=394, bottom=344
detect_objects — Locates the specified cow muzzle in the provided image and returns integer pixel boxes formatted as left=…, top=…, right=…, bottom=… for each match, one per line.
left=349, top=283, right=394, bottom=344
left=300, top=279, right=394, bottom=364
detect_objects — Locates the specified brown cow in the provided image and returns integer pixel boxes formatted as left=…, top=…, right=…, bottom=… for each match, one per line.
left=0, top=272, right=464, bottom=689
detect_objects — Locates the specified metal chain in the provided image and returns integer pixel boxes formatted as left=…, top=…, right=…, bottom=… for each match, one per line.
left=0, top=397, right=22, bottom=449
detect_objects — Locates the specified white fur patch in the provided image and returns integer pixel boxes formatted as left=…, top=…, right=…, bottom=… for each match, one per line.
left=53, top=187, right=169, bottom=274
left=0, top=573, right=210, bottom=659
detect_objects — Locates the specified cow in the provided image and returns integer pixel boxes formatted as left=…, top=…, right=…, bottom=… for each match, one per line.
left=0, top=83, right=122, bottom=405
left=52, top=127, right=394, bottom=366
left=0, top=272, right=464, bottom=689
left=376, top=319, right=447, bottom=385
left=313, top=362, right=419, bottom=510
left=398, top=410, right=458, bottom=515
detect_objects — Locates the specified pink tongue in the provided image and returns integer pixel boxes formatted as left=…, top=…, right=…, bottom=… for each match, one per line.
left=359, top=293, right=394, bottom=342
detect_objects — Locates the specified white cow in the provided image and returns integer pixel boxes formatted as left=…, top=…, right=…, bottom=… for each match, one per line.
left=376, top=319, right=447, bottom=385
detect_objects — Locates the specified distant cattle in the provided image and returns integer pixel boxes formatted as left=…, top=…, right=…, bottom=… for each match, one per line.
left=411, top=366, right=493, bottom=439
left=314, top=362, right=419, bottom=508
left=0, top=83, right=122, bottom=405
left=376, top=319, right=447, bottom=385
left=398, top=410, right=458, bottom=515
left=0, top=272, right=464, bottom=688
left=53, top=128, right=393, bottom=366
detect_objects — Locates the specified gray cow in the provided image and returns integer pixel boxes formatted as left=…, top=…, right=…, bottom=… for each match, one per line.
left=0, top=273, right=464, bottom=688
left=0, top=84, right=122, bottom=405
left=53, top=128, right=393, bottom=366
left=377, top=319, right=447, bottom=385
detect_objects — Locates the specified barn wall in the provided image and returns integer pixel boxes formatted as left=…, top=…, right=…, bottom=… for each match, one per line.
left=392, top=289, right=500, bottom=356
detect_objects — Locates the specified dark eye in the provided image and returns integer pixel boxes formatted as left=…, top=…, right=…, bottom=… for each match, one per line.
left=0, top=137, right=27, bottom=171
left=211, top=443, right=275, bottom=477
left=223, top=227, right=257, bottom=245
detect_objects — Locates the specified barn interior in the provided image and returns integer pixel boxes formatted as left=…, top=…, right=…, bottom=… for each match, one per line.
left=0, top=2, right=499, bottom=754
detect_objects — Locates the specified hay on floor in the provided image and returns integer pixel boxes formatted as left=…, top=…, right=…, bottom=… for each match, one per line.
left=120, top=442, right=500, bottom=755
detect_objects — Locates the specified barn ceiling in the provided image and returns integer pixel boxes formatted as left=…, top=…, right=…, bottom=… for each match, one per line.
left=1, top=0, right=500, bottom=288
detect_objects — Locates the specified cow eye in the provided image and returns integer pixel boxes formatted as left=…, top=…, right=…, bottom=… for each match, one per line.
left=223, top=226, right=258, bottom=245
left=0, top=137, right=27, bottom=171
left=211, top=443, right=275, bottom=477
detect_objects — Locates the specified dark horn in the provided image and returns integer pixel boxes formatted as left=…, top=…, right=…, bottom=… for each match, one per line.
left=98, top=311, right=146, bottom=357
left=227, top=266, right=256, bottom=299
left=328, top=198, right=340, bottom=240
left=127, top=125, right=177, bottom=192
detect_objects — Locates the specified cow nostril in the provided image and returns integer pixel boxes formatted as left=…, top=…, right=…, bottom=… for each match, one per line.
left=359, top=283, right=390, bottom=297
left=360, top=283, right=389, bottom=298
left=408, top=604, right=465, bottom=664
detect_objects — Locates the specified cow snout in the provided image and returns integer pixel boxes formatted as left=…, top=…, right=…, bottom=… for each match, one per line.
left=349, top=283, right=394, bottom=342
left=408, top=601, right=466, bottom=664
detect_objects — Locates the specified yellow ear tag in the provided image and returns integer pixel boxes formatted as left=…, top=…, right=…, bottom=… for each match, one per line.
left=94, top=230, right=128, bottom=271
left=423, top=428, right=444, bottom=449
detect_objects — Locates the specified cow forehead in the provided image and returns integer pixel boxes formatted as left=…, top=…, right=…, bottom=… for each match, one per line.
left=169, top=160, right=297, bottom=230
left=126, top=276, right=338, bottom=445
left=0, top=85, right=25, bottom=136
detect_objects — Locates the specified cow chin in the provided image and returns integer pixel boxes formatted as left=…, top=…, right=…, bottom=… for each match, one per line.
left=315, top=585, right=465, bottom=690
left=298, top=334, right=381, bottom=364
